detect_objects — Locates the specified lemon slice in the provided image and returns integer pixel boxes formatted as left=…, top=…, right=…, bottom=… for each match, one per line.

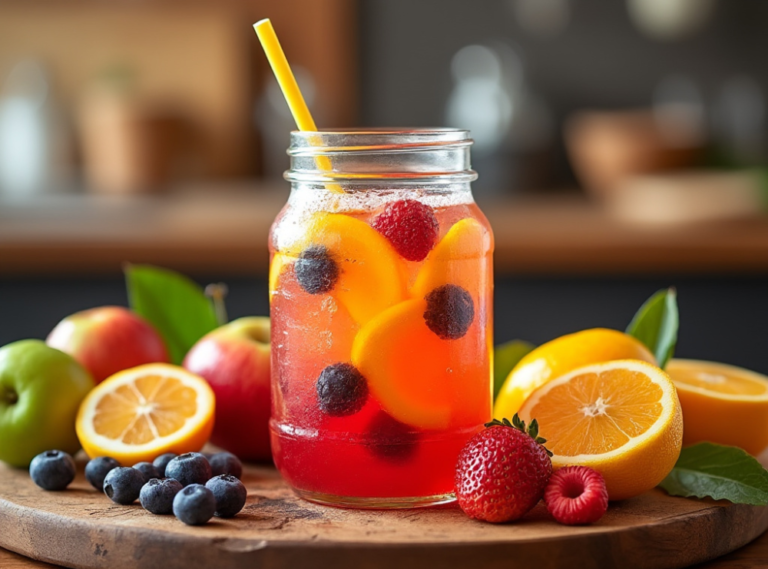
left=667, top=359, right=768, bottom=455
left=518, top=359, right=682, bottom=500
left=76, top=363, right=215, bottom=465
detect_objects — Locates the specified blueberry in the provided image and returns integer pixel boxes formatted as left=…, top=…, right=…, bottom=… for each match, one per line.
left=295, top=245, right=339, bottom=294
left=85, top=456, right=120, bottom=492
left=29, top=450, right=76, bottom=491
left=165, top=452, right=212, bottom=486
left=103, top=467, right=146, bottom=505
left=133, top=462, right=161, bottom=483
left=173, top=484, right=216, bottom=525
left=316, top=363, right=368, bottom=416
left=140, top=478, right=183, bottom=515
left=423, top=284, right=474, bottom=340
left=209, top=452, right=243, bottom=479
left=152, top=453, right=177, bottom=476
left=366, top=411, right=419, bottom=463
left=206, top=474, right=247, bottom=518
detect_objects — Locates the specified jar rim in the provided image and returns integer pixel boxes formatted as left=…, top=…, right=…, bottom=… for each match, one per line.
left=288, top=128, right=473, bottom=156
left=286, top=128, right=476, bottom=185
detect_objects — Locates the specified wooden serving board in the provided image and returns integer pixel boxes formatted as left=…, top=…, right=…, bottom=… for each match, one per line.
left=1, top=458, right=767, bottom=569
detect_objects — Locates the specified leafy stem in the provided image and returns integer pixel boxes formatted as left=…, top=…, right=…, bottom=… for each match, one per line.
left=486, top=414, right=553, bottom=457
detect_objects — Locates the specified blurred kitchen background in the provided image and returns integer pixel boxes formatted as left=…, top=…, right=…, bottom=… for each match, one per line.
left=1, top=0, right=768, bottom=370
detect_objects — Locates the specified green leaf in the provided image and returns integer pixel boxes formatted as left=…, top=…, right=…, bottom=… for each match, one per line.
left=659, top=442, right=768, bottom=506
left=625, top=288, right=678, bottom=368
left=493, top=339, right=535, bottom=400
left=125, top=264, right=219, bottom=364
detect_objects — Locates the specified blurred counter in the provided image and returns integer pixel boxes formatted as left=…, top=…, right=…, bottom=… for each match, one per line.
left=2, top=184, right=768, bottom=276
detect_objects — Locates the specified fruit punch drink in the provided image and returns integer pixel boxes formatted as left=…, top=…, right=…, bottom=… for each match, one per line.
left=269, top=129, right=493, bottom=508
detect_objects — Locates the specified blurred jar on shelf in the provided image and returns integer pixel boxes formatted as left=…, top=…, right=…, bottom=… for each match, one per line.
left=445, top=42, right=554, bottom=195
left=77, top=64, right=183, bottom=195
left=0, top=60, right=74, bottom=200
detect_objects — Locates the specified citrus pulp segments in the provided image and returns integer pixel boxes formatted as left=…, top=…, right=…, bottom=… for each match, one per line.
left=279, top=212, right=408, bottom=326
left=412, top=218, right=492, bottom=300
left=352, top=298, right=491, bottom=431
left=518, top=359, right=682, bottom=501
left=667, top=359, right=768, bottom=455
left=494, top=328, right=657, bottom=418
left=76, top=363, right=215, bottom=465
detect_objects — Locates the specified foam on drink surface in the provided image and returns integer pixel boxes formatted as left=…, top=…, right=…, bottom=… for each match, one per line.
left=273, top=186, right=474, bottom=252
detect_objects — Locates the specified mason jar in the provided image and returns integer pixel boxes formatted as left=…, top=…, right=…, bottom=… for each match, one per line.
left=269, top=129, right=493, bottom=508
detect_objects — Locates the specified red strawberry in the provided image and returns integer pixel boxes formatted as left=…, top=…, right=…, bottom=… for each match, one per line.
left=544, top=466, right=608, bottom=525
left=455, top=415, right=552, bottom=523
left=371, top=199, right=439, bottom=261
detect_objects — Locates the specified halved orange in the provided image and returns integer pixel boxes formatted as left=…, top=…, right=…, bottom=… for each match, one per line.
left=495, top=328, right=656, bottom=418
left=518, top=359, right=682, bottom=500
left=273, top=213, right=408, bottom=325
left=76, top=363, right=215, bottom=465
left=667, top=359, right=768, bottom=455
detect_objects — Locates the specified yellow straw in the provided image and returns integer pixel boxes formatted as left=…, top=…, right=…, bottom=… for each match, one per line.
left=253, top=19, right=341, bottom=192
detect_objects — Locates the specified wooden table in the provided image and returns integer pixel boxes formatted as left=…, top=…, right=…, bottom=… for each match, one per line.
left=1, top=524, right=767, bottom=567
left=2, top=186, right=768, bottom=276
left=2, top=452, right=768, bottom=569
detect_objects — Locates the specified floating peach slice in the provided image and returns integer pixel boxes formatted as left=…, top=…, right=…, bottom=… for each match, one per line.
left=276, top=213, right=408, bottom=325
left=352, top=299, right=452, bottom=430
left=412, top=218, right=492, bottom=300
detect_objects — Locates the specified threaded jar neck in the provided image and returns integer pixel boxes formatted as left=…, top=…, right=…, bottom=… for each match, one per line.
left=285, top=128, right=477, bottom=186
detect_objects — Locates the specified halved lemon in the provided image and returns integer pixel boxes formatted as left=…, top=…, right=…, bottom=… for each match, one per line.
left=518, top=359, right=682, bottom=500
left=76, top=363, right=215, bottom=465
left=667, top=359, right=768, bottom=455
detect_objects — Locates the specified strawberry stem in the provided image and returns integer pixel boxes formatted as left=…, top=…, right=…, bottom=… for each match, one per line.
left=486, top=414, right=553, bottom=457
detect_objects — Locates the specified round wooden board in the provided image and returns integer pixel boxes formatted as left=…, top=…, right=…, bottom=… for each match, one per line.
left=1, top=458, right=767, bottom=569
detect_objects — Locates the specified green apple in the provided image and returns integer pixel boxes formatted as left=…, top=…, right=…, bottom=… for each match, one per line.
left=0, top=340, right=94, bottom=468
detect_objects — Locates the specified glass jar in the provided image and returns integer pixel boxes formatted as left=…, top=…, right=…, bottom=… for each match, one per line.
left=269, top=129, right=493, bottom=508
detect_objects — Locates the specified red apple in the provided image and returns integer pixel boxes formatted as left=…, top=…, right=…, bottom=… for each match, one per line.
left=46, top=306, right=170, bottom=384
left=183, top=316, right=271, bottom=461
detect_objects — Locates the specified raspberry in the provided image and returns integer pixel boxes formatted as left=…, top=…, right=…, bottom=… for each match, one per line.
left=424, top=284, right=474, bottom=340
left=455, top=416, right=552, bottom=523
left=316, top=362, right=368, bottom=416
left=371, top=199, right=439, bottom=262
left=544, top=466, right=609, bottom=525
left=295, top=245, right=340, bottom=294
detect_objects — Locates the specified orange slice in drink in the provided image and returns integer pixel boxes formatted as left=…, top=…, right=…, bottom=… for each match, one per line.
left=76, top=363, right=215, bottom=465
left=518, top=359, right=682, bottom=500
left=352, top=298, right=491, bottom=430
left=412, top=218, right=492, bottom=299
left=268, top=252, right=289, bottom=302
left=667, top=359, right=768, bottom=455
left=277, top=213, right=408, bottom=325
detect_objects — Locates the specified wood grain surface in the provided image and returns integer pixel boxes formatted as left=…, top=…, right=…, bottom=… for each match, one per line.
left=1, top=459, right=768, bottom=569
